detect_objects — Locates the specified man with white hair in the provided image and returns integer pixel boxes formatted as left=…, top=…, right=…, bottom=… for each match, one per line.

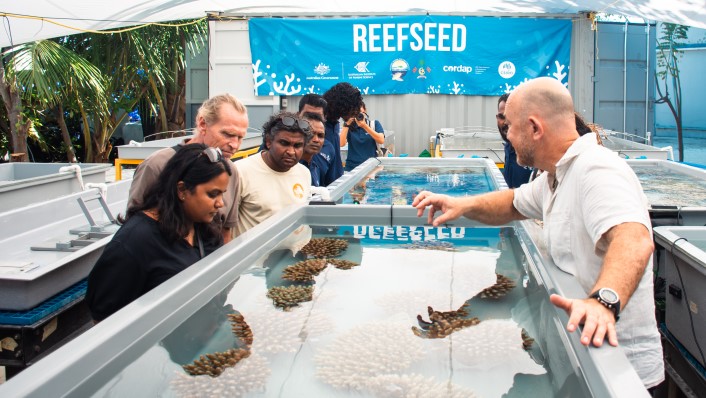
left=413, top=77, right=663, bottom=390
left=128, top=94, right=248, bottom=243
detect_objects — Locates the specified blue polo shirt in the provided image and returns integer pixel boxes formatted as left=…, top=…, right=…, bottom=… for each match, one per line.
left=503, top=141, right=532, bottom=188
left=299, top=153, right=332, bottom=187
left=324, top=120, right=344, bottom=182
left=345, top=120, right=384, bottom=171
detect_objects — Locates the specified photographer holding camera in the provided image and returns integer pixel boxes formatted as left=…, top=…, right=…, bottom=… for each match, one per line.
left=340, top=102, right=385, bottom=171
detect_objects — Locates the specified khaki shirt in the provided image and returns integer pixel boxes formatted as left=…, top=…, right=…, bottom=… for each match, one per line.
left=234, top=153, right=311, bottom=236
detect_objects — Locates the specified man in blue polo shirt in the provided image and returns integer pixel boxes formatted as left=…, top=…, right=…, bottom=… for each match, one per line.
left=299, top=112, right=328, bottom=186
left=497, top=93, right=532, bottom=188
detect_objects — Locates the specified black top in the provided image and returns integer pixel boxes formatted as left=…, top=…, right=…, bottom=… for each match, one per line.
left=86, top=212, right=221, bottom=322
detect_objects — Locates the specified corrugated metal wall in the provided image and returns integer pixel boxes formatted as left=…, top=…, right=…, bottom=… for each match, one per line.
left=209, top=15, right=595, bottom=156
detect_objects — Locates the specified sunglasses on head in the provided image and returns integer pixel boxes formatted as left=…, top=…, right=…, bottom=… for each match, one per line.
left=200, top=147, right=224, bottom=163
left=281, top=116, right=311, bottom=132
left=181, top=147, right=225, bottom=179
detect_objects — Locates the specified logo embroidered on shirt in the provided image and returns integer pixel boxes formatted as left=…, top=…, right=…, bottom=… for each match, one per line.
left=293, top=183, right=304, bottom=199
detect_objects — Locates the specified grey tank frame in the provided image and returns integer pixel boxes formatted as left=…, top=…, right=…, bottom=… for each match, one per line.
left=0, top=203, right=648, bottom=397
left=0, top=163, right=111, bottom=213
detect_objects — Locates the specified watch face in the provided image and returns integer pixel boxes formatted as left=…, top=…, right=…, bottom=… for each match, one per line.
left=600, top=288, right=619, bottom=304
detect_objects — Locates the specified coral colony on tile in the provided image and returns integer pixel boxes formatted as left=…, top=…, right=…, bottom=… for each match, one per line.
left=412, top=305, right=481, bottom=339
left=300, top=237, right=349, bottom=258
left=479, top=273, right=517, bottom=299
left=281, top=259, right=329, bottom=282
left=266, top=285, right=314, bottom=310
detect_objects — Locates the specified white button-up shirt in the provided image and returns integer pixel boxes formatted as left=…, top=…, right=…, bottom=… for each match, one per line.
left=513, top=133, right=663, bottom=388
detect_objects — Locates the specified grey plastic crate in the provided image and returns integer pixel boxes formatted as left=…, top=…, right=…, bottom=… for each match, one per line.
left=654, top=226, right=706, bottom=368
left=0, top=163, right=111, bottom=213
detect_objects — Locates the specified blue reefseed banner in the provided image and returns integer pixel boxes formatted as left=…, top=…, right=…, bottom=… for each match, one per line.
left=249, top=16, right=571, bottom=96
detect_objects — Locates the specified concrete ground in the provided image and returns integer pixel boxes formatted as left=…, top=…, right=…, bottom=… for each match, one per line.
left=105, top=165, right=135, bottom=183
left=652, top=135, right=706, bottom=165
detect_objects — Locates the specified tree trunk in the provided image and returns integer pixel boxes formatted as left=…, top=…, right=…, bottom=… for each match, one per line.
left=166, top=84, right=185, bottom=132
left=76, top=97, right=93, bottom=162
left=0, top=63, right=30, bottom=162
left=56, top=104, right=77, bottom=162
left=676, top=118, right=684, bottom=162
left=149, top=75, right=169, bottom=134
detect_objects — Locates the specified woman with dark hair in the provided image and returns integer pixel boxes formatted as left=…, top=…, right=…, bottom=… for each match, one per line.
left=340, top=101, right=385, bottom=171
left=321, top=82, right=364, bottom=181
left=86, top=143, right=232, bottom=322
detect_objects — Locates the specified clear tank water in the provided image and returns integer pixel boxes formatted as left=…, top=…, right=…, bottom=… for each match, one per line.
left=342, top=166, right=495, bottom=205
left=91, top=225, right=590, bottom=398
left=632, top=166, right=706, bottom=207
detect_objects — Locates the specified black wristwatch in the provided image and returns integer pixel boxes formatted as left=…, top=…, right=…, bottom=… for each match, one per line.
left=589, top=288, right=621, bottom=321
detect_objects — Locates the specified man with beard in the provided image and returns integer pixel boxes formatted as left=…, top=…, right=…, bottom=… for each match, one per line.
left=497, top=93, right=532, bottom=188
left=299, top=112, right=327, bottom=187
left=234, top=112, right=311, bottom=235
left=413, top=77, right=663, bottom=391
left=128, top=94, right=248, bottom=243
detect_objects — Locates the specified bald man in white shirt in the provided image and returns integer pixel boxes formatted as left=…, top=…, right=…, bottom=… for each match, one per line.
left=413, top=77, right=663, bottom=389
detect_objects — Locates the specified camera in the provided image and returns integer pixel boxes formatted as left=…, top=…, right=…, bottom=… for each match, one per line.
left=356, top=113, right=365, bottom=121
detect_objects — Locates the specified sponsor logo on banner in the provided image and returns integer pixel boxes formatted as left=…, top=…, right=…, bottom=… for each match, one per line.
left=498, top=61, right=516, bottom=79
left=412, top=61, right=431, bottom=79
left=354, top=62, right=370, bottom=73
left=307, top=63, right=339, bottom=81
left=443, top=65, right=473, bottom=74
left=314, top=63, right=331, bottom=76
left=390, top=59, right=410, bottom=81
left=347, top=61, right=376, bottom=80
left=414, top=67, right=431, bottom=79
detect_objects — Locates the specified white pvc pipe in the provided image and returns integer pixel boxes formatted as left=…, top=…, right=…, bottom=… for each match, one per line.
left=59, top=164, right=84, bottom=190
left=85, top=182, right=109, bottom=201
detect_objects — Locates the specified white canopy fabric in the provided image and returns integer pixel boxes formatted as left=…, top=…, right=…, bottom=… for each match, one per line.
left=2, top=0, right=705, bottom=47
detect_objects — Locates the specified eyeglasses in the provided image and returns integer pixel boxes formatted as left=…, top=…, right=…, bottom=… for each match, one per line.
left=281, top=116, right=311, bottom=132
left=496, top=113, right=506, bottom=120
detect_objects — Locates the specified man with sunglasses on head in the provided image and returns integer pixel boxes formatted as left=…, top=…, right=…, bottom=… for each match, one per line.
left=234, top=111, right=312, bottom=236
left=497, top=93, right=532, bottom=188
left=258, top=94, right=327, bottom=152
left=128, top=94, right=248, bottom=243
